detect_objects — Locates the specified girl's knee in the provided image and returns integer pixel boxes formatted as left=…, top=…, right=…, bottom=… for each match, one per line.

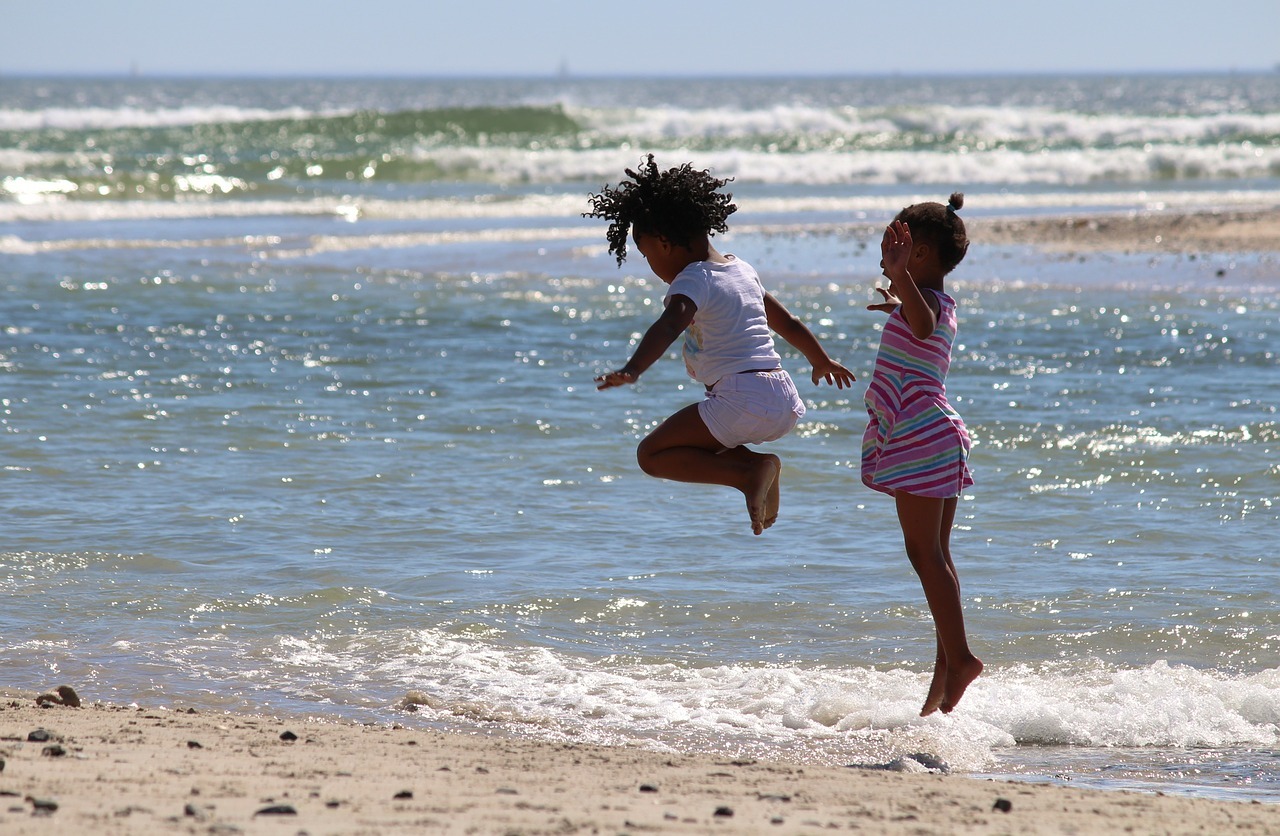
left=635, top=438, right=665, bottom=476
left=901, top=531, right=937, bottom=556
left=636, top=448, right=659, bottom=477
left=903, top=540, right=946, bottom=570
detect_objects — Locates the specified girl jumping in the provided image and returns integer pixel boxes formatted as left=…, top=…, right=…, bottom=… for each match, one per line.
left=863, top=193, right=983, bottom=715
left=589, top=155, right=855, bottom=535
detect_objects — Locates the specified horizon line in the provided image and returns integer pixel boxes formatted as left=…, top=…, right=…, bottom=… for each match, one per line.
left=1, top=66, right=1277, bottom=81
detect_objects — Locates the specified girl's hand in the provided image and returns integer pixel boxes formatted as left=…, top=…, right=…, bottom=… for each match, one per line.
left=880, top=219, right=914, bottom=281
left=867, top=285, right=901, bottom=314
left=811, top=359, right=856, bottom=388
left=595, top=369, right=637, bottom=390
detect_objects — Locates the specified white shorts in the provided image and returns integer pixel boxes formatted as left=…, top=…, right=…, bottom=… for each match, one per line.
left=699, top=369, right=806, bottom=449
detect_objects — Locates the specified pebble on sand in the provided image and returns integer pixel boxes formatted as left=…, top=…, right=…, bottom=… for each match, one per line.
left=26, top=796, right=59, bottom=814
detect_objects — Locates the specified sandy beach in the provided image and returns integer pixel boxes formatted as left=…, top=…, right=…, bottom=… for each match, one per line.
left=781, top=205, right=1280, bottom=264
left=969, top=207, right=1280, bottom=254
left=1, top=687, right=1276, bottom=835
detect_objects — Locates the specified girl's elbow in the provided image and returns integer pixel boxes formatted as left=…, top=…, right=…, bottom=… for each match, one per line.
left=912, top=314, right=939, bottom=341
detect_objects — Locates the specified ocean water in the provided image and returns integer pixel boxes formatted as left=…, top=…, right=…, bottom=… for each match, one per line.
left=2, top=74, right=1279, bottom=803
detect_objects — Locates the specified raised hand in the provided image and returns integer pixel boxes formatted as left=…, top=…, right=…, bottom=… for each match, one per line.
left=880, top=219, right=914, bottom=280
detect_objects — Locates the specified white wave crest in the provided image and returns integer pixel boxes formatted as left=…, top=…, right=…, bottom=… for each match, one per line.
left=396, top=144, right=1280, bottom=187
left=0, top=104, right=345, bottom=131
left=576, top=103, right=1280, bottom=149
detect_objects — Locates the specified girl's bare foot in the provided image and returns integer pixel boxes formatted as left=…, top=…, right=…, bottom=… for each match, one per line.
left=920, top=658, right=947, bottom=717
left=762, top=462, right=781, bottom=530
left=940, top=655, right=983, bottom=714
left=744, top=454, right=781, bottom=535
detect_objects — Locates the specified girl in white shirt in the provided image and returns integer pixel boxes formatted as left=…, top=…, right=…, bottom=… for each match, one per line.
left=589, top=155, right=855, bottom=535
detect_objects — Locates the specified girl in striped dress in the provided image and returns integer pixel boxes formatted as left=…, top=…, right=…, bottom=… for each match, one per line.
left=863, top=193, right=983, bottom=716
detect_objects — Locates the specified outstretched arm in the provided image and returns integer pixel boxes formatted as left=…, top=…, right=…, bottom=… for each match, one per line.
left=596, top=294, right=697, bottom=389
left=881, top=220, right=939, bottom=340
left=763, top=293, right=856, bottom=388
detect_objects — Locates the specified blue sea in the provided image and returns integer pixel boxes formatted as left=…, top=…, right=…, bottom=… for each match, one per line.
left=2, top=73, right=1279, bottom=803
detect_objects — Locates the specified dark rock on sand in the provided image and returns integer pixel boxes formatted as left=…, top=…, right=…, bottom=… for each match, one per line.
left=26, top=729, right=55, bottom=742
left=994, top=798, right=1013, bottom=812
left=904, top=752, right=950, bottom=772
left=35, top=686, right=81, bottom=708
left=279, top=730, right=298, bottom=741
left=253, top=803, right=297, bottom=816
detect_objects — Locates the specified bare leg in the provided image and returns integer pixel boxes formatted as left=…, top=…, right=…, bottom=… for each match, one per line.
left=921, top=498, right=959, bottom=716
left=895, top=492, right=983, bottom=715
left=935, top=496, right=981, bottom=712
left=637, top=404, right=781, bottom=535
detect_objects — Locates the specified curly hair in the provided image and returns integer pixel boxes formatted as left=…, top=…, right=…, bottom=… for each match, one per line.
left=584, top=154, right=736, bottom=265
left=896, top=192, right=970, bottom=275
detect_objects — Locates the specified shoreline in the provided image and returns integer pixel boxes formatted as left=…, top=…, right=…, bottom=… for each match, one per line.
left=3, top=691, right=1277, bottom=835
left=796, top=205, right=1280, bottom=255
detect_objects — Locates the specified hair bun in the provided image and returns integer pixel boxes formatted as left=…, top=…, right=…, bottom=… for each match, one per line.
left=947, top=192, right=964, bottom=212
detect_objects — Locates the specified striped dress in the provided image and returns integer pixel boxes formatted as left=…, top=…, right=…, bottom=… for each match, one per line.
left=861, top=288, right=973, bottom=499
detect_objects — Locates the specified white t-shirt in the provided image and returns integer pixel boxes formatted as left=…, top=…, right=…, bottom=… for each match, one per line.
left=664, top=255, right=781, bottom=386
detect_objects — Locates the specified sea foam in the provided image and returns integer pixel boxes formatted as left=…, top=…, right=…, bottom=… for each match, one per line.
left=251, top=628, right=1280, bottom=772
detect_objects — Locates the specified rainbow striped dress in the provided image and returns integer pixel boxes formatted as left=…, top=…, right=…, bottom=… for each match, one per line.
left=861, top=288, right=973, bottom=499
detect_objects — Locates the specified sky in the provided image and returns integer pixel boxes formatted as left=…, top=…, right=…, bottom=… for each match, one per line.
left=3, top=0, right=1278, bottom=77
